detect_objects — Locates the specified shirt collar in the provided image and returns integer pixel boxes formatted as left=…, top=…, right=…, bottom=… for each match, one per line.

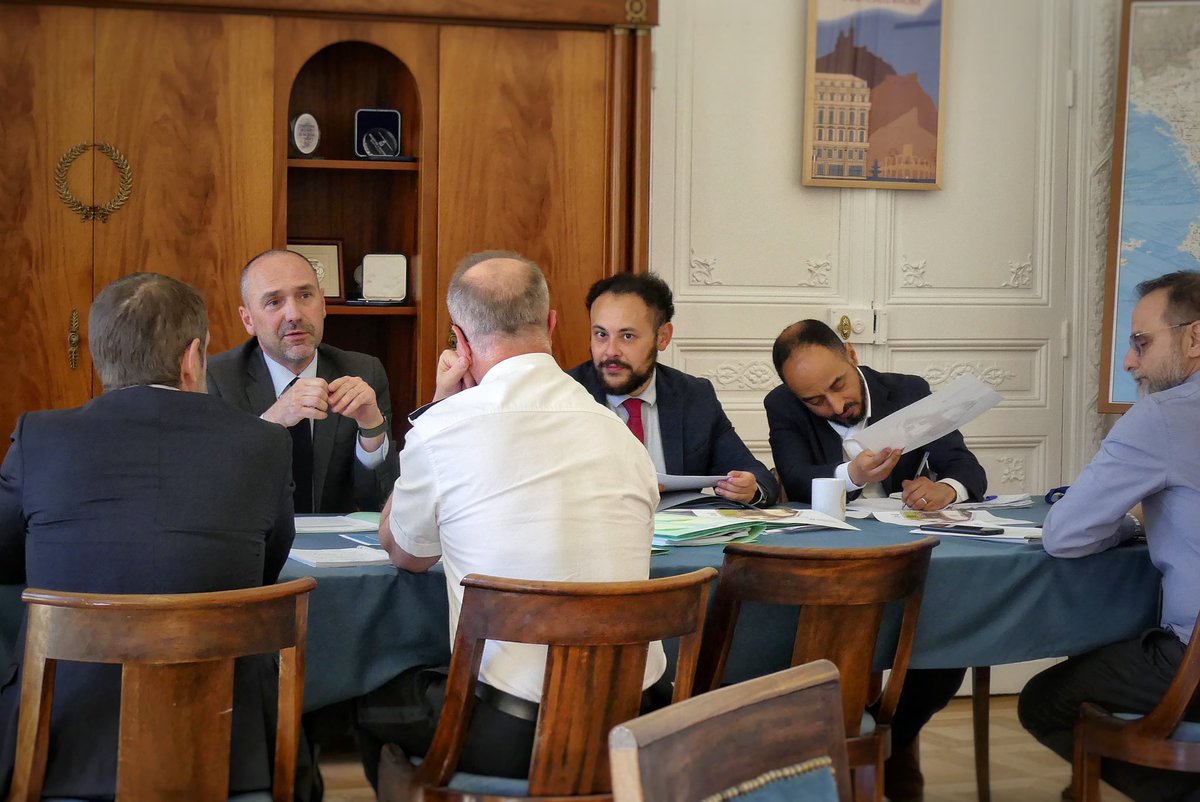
left=605, top=367, right=657, bottom=410
left=262, top=351, right=319, bottom=397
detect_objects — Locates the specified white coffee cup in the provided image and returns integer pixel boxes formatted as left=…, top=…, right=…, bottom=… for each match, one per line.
left=811, top=477, right=847, bottom=521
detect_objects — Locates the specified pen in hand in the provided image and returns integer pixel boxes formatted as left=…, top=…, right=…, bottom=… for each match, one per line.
left=914, top=451, right=931, bottom=480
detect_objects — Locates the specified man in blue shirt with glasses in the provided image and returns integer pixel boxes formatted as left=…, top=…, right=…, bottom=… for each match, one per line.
left=1020, top=270, right=1200, bottom=802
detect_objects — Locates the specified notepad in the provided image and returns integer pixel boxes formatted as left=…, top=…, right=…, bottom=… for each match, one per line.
left=294, top=515, right=378, bottom=534
left=288, top=546, right=391, bottom=567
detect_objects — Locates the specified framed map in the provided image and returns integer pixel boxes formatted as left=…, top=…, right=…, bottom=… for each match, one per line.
left=802, top=0, right=947, bottom=189
left=1101, top=0, right=1200, bottom=411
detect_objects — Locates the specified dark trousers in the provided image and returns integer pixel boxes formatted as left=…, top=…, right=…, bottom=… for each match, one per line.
left=890, top=667, right=968, bottom=749
left=355, top=666, right=673, bottom=790
left=1018, top=629, right=1200, bottom=802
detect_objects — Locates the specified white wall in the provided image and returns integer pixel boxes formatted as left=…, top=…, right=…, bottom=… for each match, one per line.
left=648, top=0, right=1123, bottom=489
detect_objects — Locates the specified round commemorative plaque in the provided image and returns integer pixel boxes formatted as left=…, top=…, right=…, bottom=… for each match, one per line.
left=361, top=127, right=400, bottom=158
left=289, top=113, right=321, bottom=157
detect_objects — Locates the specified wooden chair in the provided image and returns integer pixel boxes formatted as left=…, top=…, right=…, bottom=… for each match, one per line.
left=609, top=659, right=852, bottom=802
left=405, top=567, right=718, bottom=802
left=7, top=576, right=317, bottom=802
left=1072, top=614, right=1200, bottom=801
left=693, top=538, right=939, bottom=802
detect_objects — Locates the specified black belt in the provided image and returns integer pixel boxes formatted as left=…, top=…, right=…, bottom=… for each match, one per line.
left=475, top=682, right=540, bottom=722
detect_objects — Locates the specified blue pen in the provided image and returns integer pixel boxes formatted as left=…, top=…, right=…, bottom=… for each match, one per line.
left=914, top=451, right=931, bottom=480
left=984, top=495, right=997, bottom=501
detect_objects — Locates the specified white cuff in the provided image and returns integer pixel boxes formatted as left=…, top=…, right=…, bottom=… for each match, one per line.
left=940, top=477, right=968, bottom=503
left=836, top=462, right=864, bottom=492
left=356, top=434, right=389, bottom=468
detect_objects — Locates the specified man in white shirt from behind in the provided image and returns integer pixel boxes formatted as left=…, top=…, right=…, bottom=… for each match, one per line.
left=357, top=251, right=663, bottom=790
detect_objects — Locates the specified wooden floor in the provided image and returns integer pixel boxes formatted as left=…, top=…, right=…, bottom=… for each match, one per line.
left=319, top=695, right=1134, bottom=802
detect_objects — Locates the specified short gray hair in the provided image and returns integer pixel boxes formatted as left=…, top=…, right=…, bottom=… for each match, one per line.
left=89, top=273, right=208, bottom=391
left=446, top=251, right=549, bottom=341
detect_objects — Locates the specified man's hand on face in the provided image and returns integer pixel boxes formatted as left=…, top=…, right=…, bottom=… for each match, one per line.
left=847, top=447, right=901, bottom=487
left=433, top=349, right=475, bottom=402
left=263, top=378, right=329, bottom=427
left=328, top=375, right=384, bottom=428
left=715, top=470, right=760, bottom=504
left=900, top=477, right=957, bottom=512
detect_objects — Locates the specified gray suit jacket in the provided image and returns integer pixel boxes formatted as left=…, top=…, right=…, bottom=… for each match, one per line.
left=207, top=340, right=400, bottom=513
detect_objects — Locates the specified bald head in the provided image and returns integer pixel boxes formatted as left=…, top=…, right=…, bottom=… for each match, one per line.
left=447, top=251, right=551, bottom=351
left=240, top=249, right=318, bottom=305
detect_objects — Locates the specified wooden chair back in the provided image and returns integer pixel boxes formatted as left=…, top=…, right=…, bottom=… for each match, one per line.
left=1073, top=613, right=1200, bottom=801
left=609, top=659, right=853, bottom=802
left=415, top=567, right=718, bottom=800
left=694, top=538, right=938, bottom=736
left=6, top=576, right=316, bottom=802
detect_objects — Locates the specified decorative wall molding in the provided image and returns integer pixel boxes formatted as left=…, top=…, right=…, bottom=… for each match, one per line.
left=995, top=455, right=1026, bottom=484
left=798, top=255, right=833, bottom=288
left=900, top=255, right=933, bottom=288
left=689, top=254, right=722, bottom=286
left=922, top=362, right=1017, bottom=388
left=1001, top=254, right=1034, bottom=288
left=700, top=360, right=780, bottom=391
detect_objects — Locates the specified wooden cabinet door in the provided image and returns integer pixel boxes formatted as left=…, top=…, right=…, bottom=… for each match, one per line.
left=437, top=25, right=611, bottom=372
left=0, top=5, right=95, bottom=454
left=93, top=9, right=275, bottom=353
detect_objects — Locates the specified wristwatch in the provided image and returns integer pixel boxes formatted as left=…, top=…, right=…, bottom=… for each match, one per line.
left=358, top=421, right=388, bottom=438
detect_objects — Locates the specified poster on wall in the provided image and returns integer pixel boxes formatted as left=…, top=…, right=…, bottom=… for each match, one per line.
left=1100, top=0, right=1200, bottom=412
left=802, top=0, right=946, bottom=190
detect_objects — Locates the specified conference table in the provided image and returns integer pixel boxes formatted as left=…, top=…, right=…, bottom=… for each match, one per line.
left=0, top=503, right=1161, bottom=713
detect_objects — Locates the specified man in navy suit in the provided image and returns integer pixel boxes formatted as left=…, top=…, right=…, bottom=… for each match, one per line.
left=567, top=273, right=778, bottom=507
left=0, top=273, right=302, bottom=799
left=208, top=249, right=400, bottom=513
left=765, top=318, right=988, bottom=802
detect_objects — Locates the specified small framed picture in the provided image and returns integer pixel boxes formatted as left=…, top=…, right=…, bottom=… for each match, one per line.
left=287, top=239, right=343, bottom=302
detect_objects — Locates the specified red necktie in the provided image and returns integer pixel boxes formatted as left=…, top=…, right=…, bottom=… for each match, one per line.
left=622, top=398, right=645, bottom=443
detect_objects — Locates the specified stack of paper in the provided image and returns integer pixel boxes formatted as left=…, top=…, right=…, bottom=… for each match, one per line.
left=873, top=509, right=1036, bottom=528
left=668, top=508, right=859, bottom=533
left=653, top=513, right=763, bottom=548
left=952, top=494, right=1034, bottom=510
left=289, top=546, right=391, bottom=567
left=294, top=515, right=379, bottom=534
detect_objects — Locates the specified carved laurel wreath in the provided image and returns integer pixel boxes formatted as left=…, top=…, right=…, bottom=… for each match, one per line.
left=55, top=142, right=134, bottom=222
left=625, top=0, right=647, bottom=23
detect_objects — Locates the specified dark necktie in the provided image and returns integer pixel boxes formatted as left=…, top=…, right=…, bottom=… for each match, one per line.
left=285, top=378, right=314, bottom=513
left=622, top=398, right=645, bottom=443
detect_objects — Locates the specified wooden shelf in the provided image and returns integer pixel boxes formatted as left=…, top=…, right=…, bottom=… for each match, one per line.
left=288, top=158, right=418, bottom=172
left=326, top=304, right=416, bottom=316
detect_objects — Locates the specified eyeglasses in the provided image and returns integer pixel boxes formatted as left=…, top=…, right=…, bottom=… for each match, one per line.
left=1128, top=320, right=1198, bottom=356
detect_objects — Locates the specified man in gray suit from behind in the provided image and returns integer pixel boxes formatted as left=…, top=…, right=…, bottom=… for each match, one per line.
left=0, top=272, right=301, bottom=799
left=208, top=249, right=400, bottom=513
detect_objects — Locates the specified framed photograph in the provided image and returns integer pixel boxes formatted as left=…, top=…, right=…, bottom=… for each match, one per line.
left=287, top=239, right=343, bottom=303
left=1099, top=0, right=1200, bottom=412
left=802, top=0, right=947, bottom=190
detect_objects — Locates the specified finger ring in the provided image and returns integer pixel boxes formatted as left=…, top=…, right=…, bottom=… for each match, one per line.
left=919, top=497, right=927, bottom=505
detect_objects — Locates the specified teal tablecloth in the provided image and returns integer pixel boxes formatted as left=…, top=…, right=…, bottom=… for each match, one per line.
left=0, top=503, right=1160, bottom=711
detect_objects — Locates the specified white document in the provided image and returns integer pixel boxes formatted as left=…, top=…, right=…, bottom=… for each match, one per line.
left=289, top=546, right=391, bottom=567
left=847, top=497, right=905, bottom=514
left=873, top=510, right=1036, bottom=528
left=680, top=507, right=860, bottom=532
left=849, top=375, right=1001, bottom=455
left=908, top=527, right=1042, bottom=543
left=295, top=515, right=378, bottom=534
left=657, top=473, right=727, bottom=492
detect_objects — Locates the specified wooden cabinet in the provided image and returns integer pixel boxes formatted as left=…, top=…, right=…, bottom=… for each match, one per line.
left=0, top=5, right=273, bottom=457
left=0, top=0, right=655, bottom=457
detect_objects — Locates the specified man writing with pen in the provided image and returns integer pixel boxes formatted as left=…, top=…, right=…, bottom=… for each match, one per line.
left=764, top=318, right=989, bottom=802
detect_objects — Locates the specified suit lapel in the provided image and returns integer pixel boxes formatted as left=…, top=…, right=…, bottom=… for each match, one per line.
left=245, top=351, right=279, bottom=415
left=655, top=368, right=684, bottom=475
left=312, top=350, right=341, bottom=513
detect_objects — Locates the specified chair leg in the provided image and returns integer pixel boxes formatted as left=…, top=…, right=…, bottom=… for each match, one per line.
left=852, top=753, right=885, bottom=802
left=1072, top=727, right=1100, bottom=802
left=972, top=666, right=990, bottom=802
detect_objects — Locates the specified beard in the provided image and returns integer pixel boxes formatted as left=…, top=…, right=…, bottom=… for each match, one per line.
left=1138, top=349, right=1191, bottom=397
left=595, top=355, right=656, bottom=396
left=824, top=370, right=868, bottom=426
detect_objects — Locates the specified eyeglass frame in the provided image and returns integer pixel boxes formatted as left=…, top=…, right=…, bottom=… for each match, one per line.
left=1128, top=319, right=1199, bottom=357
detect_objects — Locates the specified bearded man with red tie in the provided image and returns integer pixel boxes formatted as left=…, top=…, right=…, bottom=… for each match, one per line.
left=567, top=273, right=778, bottom=507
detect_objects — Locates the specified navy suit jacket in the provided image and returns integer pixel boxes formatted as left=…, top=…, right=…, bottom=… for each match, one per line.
left=0, top=387, right=295, bottom=798
left=567, top=361, right=779, bottom=506
left=207, top=339, right=400, bottom=513
left=764, top=365, right=987, bottom=504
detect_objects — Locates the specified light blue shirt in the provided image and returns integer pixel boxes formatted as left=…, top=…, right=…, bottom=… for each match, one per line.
left=606, top=371, right=666, bottom=475
left=260, top=352, right=388, bottom=468
left=1044, top=370, right=1200, bottom=643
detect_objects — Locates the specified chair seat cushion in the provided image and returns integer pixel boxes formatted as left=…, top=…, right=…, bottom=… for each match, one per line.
left=699, top=756, right=839, bottom=802
left=1112, top=713, right=1200, bottom=743
left=409, top=755, right=531, bottom=796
